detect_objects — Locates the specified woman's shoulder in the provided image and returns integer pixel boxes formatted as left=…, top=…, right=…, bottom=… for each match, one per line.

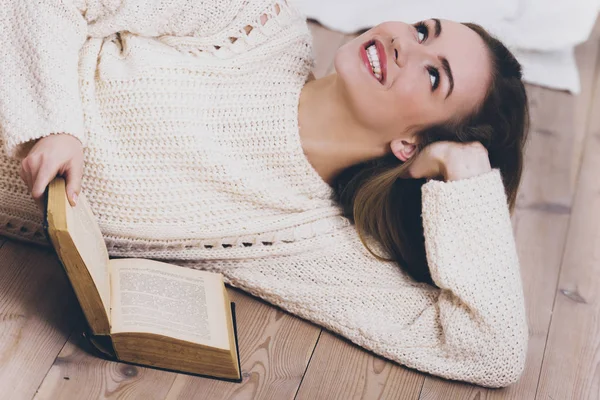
left=154, top=0, right=311, bottom=61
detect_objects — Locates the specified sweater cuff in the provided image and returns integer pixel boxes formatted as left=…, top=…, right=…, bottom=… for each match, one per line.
left=5, top=130, right=86, bottom=161
left=421, top=169, right=507, bottom=210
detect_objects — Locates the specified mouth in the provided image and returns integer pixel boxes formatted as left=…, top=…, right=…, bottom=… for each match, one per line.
left=360, top=39, right=387, bottom=84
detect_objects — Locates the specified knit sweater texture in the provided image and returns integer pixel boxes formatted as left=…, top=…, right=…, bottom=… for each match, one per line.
left=0, top=0, right=528, bottom=387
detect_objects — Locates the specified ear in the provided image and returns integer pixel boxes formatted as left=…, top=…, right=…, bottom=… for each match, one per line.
left=390, top=138, right=417, bottom=162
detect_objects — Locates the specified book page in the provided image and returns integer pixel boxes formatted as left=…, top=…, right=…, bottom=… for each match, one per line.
left=67, top=193, right=111, bottom=315
left=47, top=178, right=111, bottom=326
left=109, top=258, right=230, bottom=350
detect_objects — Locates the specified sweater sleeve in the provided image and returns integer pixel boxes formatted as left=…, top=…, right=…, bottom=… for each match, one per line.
left=0, top=1, right=88, bottom=158
left=198, top=169, right=528, bottom=388
left=419, top=168, right=529, bottom=386
left=0, top=0, right=247, bottom=158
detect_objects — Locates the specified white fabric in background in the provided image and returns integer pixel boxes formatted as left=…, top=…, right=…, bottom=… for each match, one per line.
left=295, top=0, right=600, bottom=93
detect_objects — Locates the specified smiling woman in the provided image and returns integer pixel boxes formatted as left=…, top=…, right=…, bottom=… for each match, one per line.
left=299, top=18, right=528, bottom=284
left=0, top=0, right=528, bottom=388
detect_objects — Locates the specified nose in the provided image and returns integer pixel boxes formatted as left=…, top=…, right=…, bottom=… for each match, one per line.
left=391, top=37, right=410, bottom=68
left=391, top=37, right=431, bottom=69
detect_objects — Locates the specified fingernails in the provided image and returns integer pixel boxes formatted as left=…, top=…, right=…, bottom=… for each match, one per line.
left=72, top=193, right=78, bottom=205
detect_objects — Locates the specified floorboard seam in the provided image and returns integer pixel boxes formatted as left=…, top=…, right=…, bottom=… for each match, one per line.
left=571, top=40, right=600, bottom=190
left=533, top=39, right=600, bottom=400
left=30, top=329, right=77, bottom=399
left=416, top=377, right=426, bottom=399
left=293, top=329, right=323, bottom=400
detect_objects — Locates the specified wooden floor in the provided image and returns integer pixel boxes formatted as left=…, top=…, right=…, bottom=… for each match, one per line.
left=2, top=20, right=600, bottom=400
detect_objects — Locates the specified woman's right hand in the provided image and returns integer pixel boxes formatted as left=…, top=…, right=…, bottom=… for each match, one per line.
left=402, top=141, right=492, bottom=182
left=19, top=134, right=84, bottom=211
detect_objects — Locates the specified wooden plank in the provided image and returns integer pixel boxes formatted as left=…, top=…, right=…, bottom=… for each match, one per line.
left=420, top=378, right=490, bottom=400
left=590, top=14, right=600, bottom=41
left=295, top=331, right=424, bottom=400
left=570, top=32, right=600, bottom=187
left=308, top=22, right=346, bottom=79
left=0, top=239, right=81, bottom=399
left=163, top=288, right=321, bottom=400
left=33, top=329, right=178, bottom=400
left=34, top=288, right=320, bottom=400
left=535, top=42, right=600, bottom=400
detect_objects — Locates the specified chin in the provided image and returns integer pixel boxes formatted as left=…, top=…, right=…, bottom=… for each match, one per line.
left=334, top=41, right=366, bottom=90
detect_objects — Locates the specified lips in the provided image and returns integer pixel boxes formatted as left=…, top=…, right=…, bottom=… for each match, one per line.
left=360, top=39, right=387, bottom=84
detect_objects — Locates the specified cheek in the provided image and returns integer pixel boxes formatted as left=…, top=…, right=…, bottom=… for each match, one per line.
left=391, top=67, right=452, bottom=131
left=332, top=39, right=437, bottom=133
left=390, top=71, right=429, bottom=125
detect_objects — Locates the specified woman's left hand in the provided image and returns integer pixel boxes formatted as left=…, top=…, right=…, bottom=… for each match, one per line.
left=402, top=141, right=492, bottom=182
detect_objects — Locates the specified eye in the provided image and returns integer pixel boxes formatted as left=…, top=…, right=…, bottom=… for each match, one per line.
left=415, top=22, right=429, bottom=43
left=427, top=67, right=440, bottom=91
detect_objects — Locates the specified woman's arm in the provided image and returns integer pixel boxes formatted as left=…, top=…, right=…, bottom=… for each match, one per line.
left=0, top=1, right=88, bottom=158
left=192, top=169, right=527, bottom=387
left=0, top=0, right=246, bottom=158
left=1, top=0, right=253, bottom=206
left=418, top=168, right=528, bottom=386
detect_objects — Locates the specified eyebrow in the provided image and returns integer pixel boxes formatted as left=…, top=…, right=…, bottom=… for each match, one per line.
left=440, top=57, right=454, bottom=98
left=433, top=18, right=442, bottom=38
left=431, top=19, right=454, bottom=98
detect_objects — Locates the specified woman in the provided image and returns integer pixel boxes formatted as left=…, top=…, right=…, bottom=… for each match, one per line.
left=0, top=0, right=528, bottom=388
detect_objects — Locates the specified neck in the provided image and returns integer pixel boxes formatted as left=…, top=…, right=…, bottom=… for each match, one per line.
left=298, top=74, right=388, bottom=185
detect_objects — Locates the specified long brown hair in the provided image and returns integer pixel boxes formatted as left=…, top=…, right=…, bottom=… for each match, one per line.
left=332, top=23, right=529, bottom=285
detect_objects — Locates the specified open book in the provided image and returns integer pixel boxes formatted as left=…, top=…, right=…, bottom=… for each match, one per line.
left=43, top=178, right=241, bottom=382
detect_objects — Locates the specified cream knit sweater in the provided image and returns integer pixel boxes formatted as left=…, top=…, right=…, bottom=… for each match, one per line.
left=0, top=0, right=528, bottom=387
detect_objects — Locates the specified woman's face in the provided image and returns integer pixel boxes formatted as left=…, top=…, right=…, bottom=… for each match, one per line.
left=334, top=19, right=492, bottom=152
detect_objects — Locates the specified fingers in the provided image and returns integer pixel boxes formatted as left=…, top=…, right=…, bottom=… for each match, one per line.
left=31, top=155, right=60, bottom=206
left=21, top=154, right=47, bottom=199
left=400, top=145, right=443, bottom=180
left=65, top=159, right=83, bottom=207
left=17, top=134, right=85, bottom=211
left=443, top=141, right=491, bottom=181
left=400, top=141, right=490, bottom=181
left=19, top=160, right=32, bottom=191
left=20, top=155, right=49, bottom=212
left=399, top=159, right=418, bottom=179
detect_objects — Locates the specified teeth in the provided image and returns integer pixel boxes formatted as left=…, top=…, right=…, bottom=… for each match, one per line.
left=366, top=44, right=382, bottom=81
